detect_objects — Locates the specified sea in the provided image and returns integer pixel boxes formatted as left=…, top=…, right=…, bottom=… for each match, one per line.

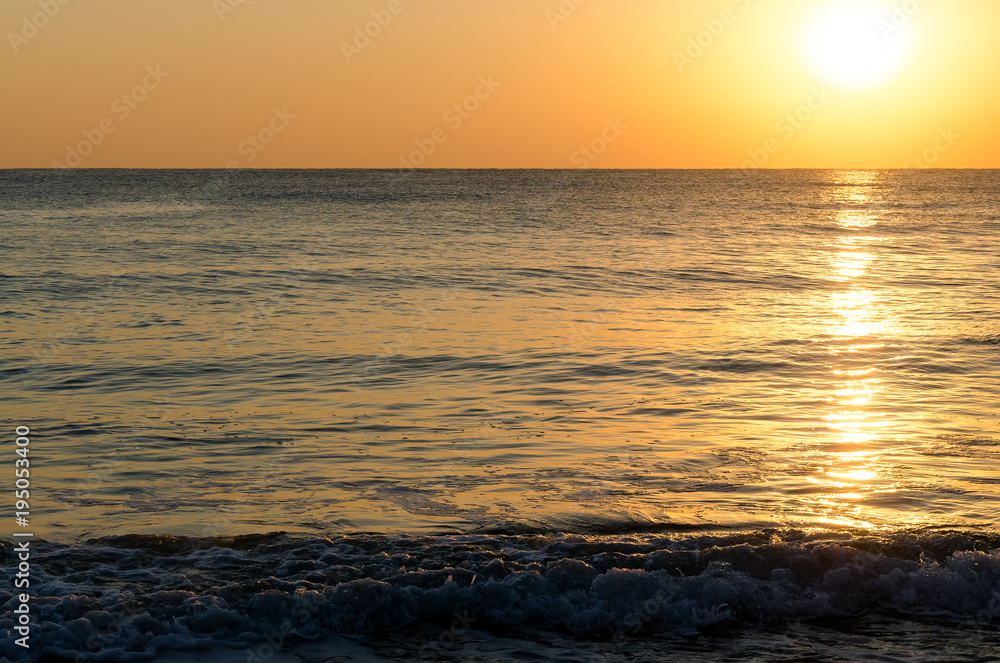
left=2, top=169, right=1000, bottom=661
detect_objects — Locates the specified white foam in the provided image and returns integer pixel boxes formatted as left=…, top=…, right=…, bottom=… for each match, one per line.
left=5, top=530, right=1000, bottom=662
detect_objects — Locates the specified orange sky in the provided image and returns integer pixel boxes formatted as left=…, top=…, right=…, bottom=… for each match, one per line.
left=2, top=0, right=998, bottom=168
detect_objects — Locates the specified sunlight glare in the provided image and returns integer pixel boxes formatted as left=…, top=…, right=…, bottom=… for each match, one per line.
left=800, top=2, right=916, bottom=90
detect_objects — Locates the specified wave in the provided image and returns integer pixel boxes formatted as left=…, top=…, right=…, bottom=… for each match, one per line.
left=5, top=528, right=1000, bottom=661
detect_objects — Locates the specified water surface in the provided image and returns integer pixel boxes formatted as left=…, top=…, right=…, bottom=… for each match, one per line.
left=3, top=169, right=1000, bottom=661
left=3, top=169, right=999, bottom=538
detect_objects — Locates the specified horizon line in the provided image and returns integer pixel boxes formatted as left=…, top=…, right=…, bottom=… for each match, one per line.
left=2, top=167, right=997, bottom=172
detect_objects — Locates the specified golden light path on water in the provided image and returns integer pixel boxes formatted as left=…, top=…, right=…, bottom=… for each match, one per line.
left=10, top=170, right=1000, bottom=539
left=804, top=172, right=920, bottom=531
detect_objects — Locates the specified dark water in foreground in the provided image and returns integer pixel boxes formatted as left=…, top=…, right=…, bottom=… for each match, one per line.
left=2, top=169, right=1000, bottom=660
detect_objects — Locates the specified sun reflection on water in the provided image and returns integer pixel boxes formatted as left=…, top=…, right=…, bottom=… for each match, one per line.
left=802, top=172, right=909, bottom=530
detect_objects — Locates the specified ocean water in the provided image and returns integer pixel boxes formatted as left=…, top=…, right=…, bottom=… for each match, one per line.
left=2, top=169, right=1000, bottom=661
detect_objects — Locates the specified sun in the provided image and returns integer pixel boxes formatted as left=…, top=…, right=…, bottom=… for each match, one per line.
left=799, top=2, right=916, bottom=90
